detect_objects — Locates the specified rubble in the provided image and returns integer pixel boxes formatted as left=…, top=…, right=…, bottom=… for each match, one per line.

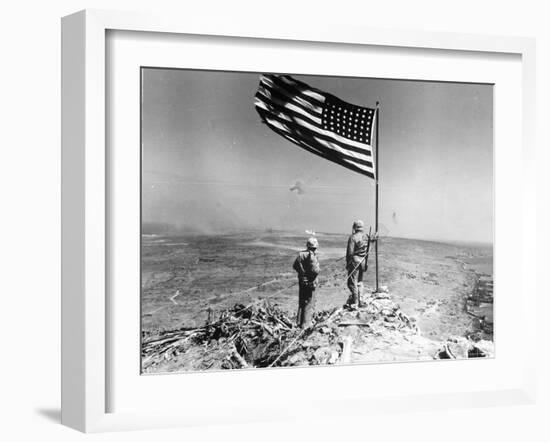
left=142, top=300, right=298, bottom=370
left=142, top=289, right=422, bottom=372
left=142, top=286, right=494, bottom=373
left=421, top=272, right=440, bottom=285
left=466, top=275, right=494, bottom=340
left=434, top=336, right=494, bottom=359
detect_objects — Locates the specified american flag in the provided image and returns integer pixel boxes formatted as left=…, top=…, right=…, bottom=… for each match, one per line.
left=254, top=74, right=376, bottom=179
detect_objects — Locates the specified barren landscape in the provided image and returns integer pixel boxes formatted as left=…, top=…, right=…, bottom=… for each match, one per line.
left=141, top=231, right=493, bottom=373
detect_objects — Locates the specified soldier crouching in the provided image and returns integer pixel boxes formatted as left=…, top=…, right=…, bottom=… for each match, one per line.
left=293, top=237, right=320, bottom=328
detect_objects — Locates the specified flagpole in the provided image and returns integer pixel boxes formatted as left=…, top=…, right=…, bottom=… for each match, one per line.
left=374, top=101, right=380, bottom=293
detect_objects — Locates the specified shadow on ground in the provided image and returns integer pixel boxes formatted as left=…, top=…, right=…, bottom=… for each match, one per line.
left=34, top=408, right=61, bottom=423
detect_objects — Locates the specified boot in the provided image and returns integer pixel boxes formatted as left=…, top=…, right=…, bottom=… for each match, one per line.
left=345, top=294, right=358, bottom=311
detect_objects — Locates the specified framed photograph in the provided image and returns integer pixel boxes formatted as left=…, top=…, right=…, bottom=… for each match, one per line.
left=61, top=9, right=537, bottom=432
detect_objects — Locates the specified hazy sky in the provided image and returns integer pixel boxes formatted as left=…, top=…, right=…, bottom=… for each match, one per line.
left=142, top=68, right=493, bottom=243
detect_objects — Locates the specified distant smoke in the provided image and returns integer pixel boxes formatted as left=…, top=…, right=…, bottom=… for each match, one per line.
left=289, top=180, right=306, bottom=194
left=392, top=211, right=397, bottom=223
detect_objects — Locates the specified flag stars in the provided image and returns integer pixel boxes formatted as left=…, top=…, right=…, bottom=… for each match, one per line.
left=322, top=100, right=375, bottom=144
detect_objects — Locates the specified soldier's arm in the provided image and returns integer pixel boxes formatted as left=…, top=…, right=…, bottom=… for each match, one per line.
left=293, top=255, right=304, bottom=276
left=308, top=251, right=320, bottom=277
left=346, top=236, right=355, bottom=263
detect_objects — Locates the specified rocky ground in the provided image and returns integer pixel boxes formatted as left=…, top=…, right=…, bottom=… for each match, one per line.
left=142, top=289, right=493, bottom=373
left=141, top=231, right=493, bottom=373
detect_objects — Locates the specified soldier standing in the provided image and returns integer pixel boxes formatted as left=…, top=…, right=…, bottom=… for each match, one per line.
left=346, top=220, right=376, bottom=309
left=293, top=237, right=320, bottom=328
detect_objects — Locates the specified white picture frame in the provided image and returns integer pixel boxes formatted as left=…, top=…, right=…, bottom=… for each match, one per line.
left=61, top=9, right=537, bottom=433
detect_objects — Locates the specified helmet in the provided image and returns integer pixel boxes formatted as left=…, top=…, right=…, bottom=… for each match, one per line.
left=306, top=237, right=319, bottom=249
left=352, top=220, right=364, bottom=231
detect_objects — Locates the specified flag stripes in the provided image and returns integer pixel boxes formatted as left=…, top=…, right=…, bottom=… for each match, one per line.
left=255, top=109, right=374, bottom=169
left=254, top=74, right=376, bottom=178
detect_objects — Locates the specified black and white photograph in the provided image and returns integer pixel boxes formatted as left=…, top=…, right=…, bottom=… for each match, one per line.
left=2, top=0, right=547, bottom=438
left=140, top=68, right=494, bottom=373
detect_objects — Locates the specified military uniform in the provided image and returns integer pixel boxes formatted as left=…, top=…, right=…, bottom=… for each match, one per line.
left=346, top=229, right=369, bottom=306
left=293, top=247, right=320, bottom=328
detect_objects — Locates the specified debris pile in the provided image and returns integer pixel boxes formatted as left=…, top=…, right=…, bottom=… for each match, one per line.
left=142, top=290, right=422, bottom=372
left=280, top=291, right=421, bottom=367
left=434, top=336, right=494, bottom=359
left=142, top=286, right=494, bottom=373
left=466, top=275, right=494, bottom=340
left=142, top=301, right=299, bottom=371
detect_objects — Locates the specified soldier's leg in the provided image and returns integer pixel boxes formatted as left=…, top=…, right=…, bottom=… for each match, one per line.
left=357, top=265, right=364, bottom=305
left=347, top=268, right=359, bottom=306
left=302, top=288, right=315, bottom=327
left=297, top=285, right=306, bottom=327
left=346, top=270, right=354, bottom=304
